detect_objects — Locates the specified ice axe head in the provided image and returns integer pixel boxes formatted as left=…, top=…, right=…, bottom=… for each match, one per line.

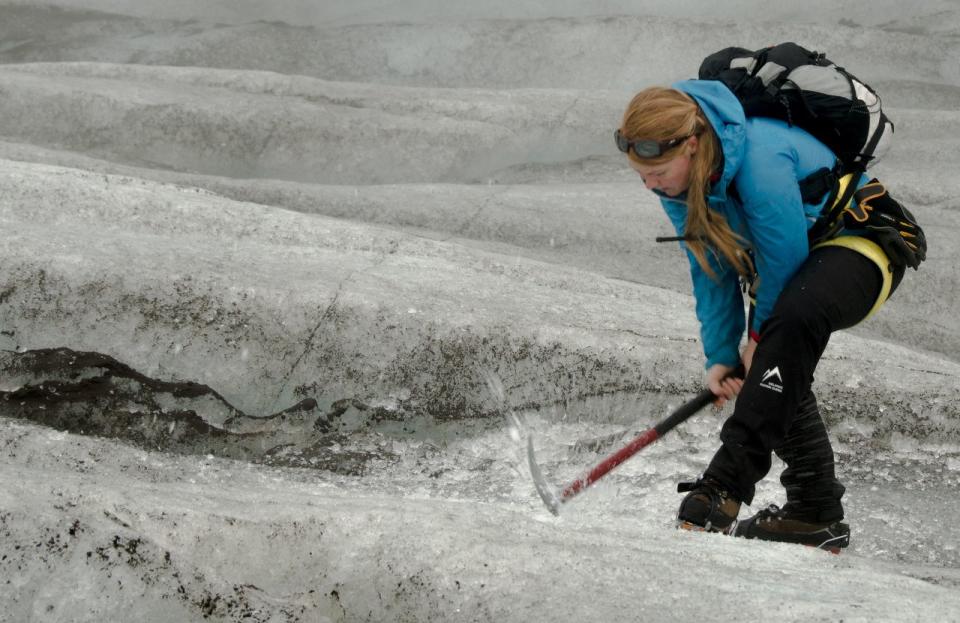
left=527, top=436, right=562, bottom=516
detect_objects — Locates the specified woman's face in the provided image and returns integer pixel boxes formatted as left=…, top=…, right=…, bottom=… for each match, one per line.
left=627, top=136, right=697, bottom=198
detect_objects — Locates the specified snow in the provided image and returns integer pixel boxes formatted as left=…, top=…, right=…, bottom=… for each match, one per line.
left=1, top=1, right=960, bottom=621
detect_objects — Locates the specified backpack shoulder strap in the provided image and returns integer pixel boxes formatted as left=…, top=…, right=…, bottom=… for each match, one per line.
left=798, top=163, right=841, bottom=205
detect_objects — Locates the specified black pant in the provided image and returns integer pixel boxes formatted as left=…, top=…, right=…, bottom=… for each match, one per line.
left=704, top=244, right=899, bottom=522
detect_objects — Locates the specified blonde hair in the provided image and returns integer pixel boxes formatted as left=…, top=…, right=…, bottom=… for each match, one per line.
left=621, top=87, right=753, bottom=278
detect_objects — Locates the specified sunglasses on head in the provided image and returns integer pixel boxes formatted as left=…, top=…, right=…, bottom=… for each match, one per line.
left=614, top=129, right=691, bottom=158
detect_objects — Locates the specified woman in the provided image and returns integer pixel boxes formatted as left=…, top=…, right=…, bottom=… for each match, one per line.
left=616, top=81, right=923, bottom=550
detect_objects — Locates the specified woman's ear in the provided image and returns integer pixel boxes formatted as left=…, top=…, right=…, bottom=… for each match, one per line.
left=686, top=134, right=699, bottom=156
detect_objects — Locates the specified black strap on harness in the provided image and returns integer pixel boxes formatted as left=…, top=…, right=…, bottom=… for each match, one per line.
left=805, top=162, right=864, bottom=245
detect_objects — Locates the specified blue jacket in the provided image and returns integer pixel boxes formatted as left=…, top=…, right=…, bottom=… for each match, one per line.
left=658, top=80, right=865, bottom=369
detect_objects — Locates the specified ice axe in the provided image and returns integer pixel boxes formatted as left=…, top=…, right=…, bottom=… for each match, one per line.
left=527, top=366, right=744, bottom=515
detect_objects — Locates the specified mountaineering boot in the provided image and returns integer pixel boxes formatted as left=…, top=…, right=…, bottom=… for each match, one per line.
left=732, top=504, right=850, bottom=553
left=676, top=477, right=741, bottom=533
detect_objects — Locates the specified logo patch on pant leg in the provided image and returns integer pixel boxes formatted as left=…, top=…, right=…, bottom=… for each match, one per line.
left=760, top=366, right=784, bottom=393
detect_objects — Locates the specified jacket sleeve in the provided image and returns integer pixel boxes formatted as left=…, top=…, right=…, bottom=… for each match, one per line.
left=734, top=147, right=811, bottom=338
left=660, top=198, right=745, bottom=369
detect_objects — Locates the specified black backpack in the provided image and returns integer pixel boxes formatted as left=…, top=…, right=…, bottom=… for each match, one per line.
left=699, top=42, right=892, bottom=177
left=698, top=42, right=925, bottom=270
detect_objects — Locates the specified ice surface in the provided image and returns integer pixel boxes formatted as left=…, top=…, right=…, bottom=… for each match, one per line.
left=2, top=1, right=960, bottom=621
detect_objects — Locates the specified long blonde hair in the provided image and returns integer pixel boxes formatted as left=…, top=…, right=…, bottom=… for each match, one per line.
left=621, top=87, right=753, bottom=278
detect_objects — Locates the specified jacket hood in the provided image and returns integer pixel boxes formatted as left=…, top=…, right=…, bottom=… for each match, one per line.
left=665, top=79, right=747, bottom=204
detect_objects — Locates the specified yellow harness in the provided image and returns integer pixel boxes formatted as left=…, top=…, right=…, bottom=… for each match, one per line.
left=810, top=173, right=894, bottom=321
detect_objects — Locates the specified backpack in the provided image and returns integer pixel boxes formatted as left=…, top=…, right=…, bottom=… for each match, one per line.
left=698, top=42, right=892, bottom=177
left=698, top=42, right=925, bottom=270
